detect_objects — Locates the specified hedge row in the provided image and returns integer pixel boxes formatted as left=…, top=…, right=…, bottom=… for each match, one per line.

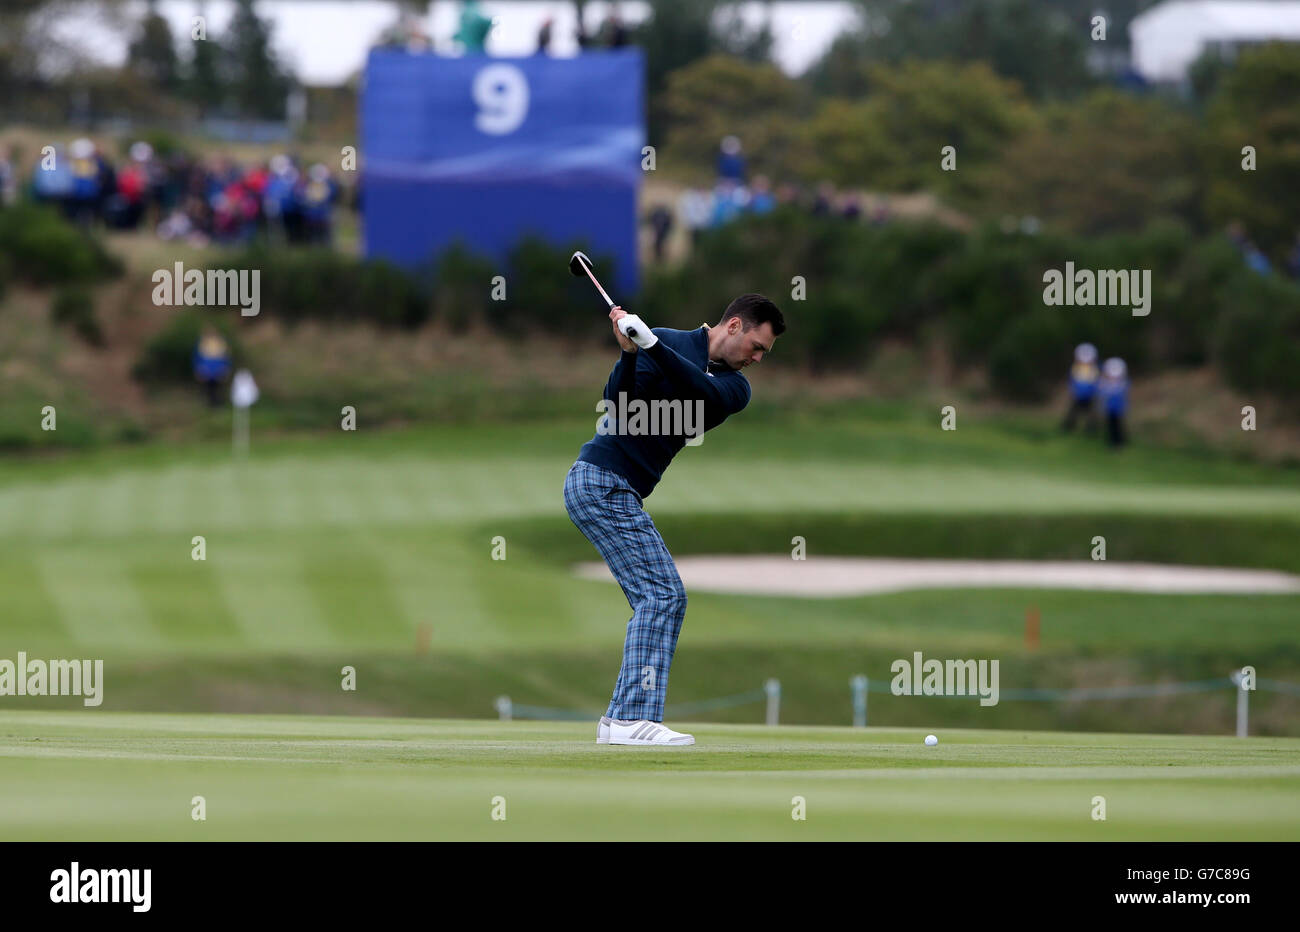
left=133, top=238, right=620, bottom=385
left=201, top=237, right=617, bottom=338
left=140, top=210, right=1300, bottom=402
left=641, top=209, right=1299, bottom=400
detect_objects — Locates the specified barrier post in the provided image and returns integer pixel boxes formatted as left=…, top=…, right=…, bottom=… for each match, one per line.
left=1230, top=670, right=1248, bottom=738
left=765, top=678, right=781, bottom=726
left=852, top=675, right=868, bottom=727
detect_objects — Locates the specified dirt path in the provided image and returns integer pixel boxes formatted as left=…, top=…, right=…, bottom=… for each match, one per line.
left=574, top=557, right=1300, bottom=597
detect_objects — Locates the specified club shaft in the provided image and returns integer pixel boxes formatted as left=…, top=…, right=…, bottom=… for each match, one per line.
left=579, top=263, right=615, bottom=308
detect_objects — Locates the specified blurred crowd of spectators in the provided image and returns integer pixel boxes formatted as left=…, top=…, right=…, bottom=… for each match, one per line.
left=646, top=136, right=890, bottom=262
left=9, top=138, right=342, bottom=246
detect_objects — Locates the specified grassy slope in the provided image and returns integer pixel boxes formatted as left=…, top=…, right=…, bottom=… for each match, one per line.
left=2, top=411, right=1298, bottom=731
left=1, top=712, right=1297, bottom=841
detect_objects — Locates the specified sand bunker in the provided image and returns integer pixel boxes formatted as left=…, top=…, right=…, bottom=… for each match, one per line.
left=573, top=556, right=1300, bottom=597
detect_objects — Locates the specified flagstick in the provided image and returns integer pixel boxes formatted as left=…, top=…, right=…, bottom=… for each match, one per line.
left=233, top=405, right=249, bottom=460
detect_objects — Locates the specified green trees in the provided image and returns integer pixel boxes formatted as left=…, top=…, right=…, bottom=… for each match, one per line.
left=792, top=40, right=1299, bottom=249
left=187, top=10, right=224, bottom=115
left=635, top=0, right=722, bottom=143
left=660, top=55, right=808, bottom=182
left=802, top=61, right=1037, bottom=202
left=127, top=0, right=180, bottom=93
left=2, top=0, right=293, bottom=120
left=635, top=0, right=775, bottom=144
left=816, top=0, right=1092, bottom=101
left=225, top=0, right=292, bottom=119
left=116, top=0, right=294, bottom=118
left=660, top=56, right=1035, bottom=199
left=1, top=0, right=71, bottom=106
left=981, top=90, right=1202, bottom=235
left=1202, top=43, right=1300, bottom=259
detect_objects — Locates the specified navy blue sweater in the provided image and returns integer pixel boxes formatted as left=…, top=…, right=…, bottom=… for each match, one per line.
left=577, top=326, right=750, bottom=499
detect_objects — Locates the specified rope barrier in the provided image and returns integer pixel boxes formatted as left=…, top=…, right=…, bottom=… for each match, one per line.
left=493, top=674, right=1298, bottom=737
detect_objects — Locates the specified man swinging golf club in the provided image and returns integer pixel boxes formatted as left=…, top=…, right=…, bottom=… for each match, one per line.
left=563, top=262, right=785, bottom=746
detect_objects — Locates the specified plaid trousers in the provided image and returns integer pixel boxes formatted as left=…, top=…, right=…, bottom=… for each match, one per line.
left=563, top=460, right=686, bottom=722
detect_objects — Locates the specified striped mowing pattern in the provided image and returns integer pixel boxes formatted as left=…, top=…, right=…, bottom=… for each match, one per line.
left=5, top=456, right=1300, bottom=544
left=4, top=442, right=1300, bottom=659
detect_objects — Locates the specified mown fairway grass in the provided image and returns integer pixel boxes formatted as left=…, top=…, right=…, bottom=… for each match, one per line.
left=1, top=408, right=1298, bottom=734
left=1, top=711, right=1298, bottom=841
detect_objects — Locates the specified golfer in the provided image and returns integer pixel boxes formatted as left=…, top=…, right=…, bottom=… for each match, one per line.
left=564, top=294, right=785, bottom=745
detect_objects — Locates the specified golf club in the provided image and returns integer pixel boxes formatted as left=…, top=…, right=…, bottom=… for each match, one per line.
left=569, top=250, right=640, bottom=340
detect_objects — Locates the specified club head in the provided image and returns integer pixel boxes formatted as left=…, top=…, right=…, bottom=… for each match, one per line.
left=569, top=251, right=592, bottom=278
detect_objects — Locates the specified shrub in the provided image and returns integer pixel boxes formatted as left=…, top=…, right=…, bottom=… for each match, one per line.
left=431, top=242, right=497, bottom=333
left=987, top=307, right=1071, bottom=401
left=1214, top=273, right=1300, bottom=400
left=357, top=258, right=428, bottom=327
left=50, top=286, right=104, bottom=346
left=1161, top=236, right=1248, bottom=366
left=0, top=203, right=123, bottom=285
left=647, top=209, right=961, bottom=369
left=209, top=248, right=429, bottom=328
left=929, top=229, right=1043, bottom=360
left=499, top=236, right=619, bottom=341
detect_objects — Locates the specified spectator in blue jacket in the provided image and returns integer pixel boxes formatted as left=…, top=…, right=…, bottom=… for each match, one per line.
left=32, top=146, right=74, bottom=203
left=716, top=136, right=745, bottom=184
left=263, top=154, right=300, bottom=242
left=749, top=175, right=776, bottom=214
left=709, top=180, right=744, bottom=228
left=67, top=138, right=103, bottom=226
left=1062, top=342, right=1100, bottom=433
left=1243, top=241, right=1272, bottom=276
left=1098, top=356, right=1129, bottom=448
left=193, top=327, right=232, bottom=408
left=296, top=163, right=338, bottom=244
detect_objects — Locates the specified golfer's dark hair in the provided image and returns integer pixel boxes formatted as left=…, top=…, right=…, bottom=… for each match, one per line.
left=720, top=294, right=786, bottom=336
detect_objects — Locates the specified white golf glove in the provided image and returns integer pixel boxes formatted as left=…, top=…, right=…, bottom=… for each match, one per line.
left=617, top=314, right=658, bottom=349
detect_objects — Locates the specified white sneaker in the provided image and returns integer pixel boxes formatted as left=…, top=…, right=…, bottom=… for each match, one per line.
left=607, top=718, right=694, bottom=746
left=597, top=715, right=611, bottom=744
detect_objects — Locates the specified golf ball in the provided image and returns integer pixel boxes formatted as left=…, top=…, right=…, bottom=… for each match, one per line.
left=924, top=734, right=938, bottom=746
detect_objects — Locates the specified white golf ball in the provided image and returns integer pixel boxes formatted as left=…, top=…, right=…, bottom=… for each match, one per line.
left=924, top=734, right=938, bottom=746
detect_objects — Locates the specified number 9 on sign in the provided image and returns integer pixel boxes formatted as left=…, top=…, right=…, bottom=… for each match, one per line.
left=473, top=64, right=529, bottom=135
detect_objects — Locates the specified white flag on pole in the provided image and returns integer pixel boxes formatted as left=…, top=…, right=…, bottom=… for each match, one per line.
left=231, top=369, right=259, bottom=409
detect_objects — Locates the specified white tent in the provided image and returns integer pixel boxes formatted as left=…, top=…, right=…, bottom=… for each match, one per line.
left=1130, top=1, right=1300, bottom=81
